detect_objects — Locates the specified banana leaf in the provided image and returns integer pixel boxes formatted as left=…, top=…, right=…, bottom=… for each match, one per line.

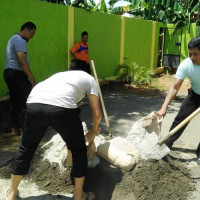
left=173, top=20, right=185, bottom=35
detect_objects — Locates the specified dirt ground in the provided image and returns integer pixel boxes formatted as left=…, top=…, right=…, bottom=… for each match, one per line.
left=0, top=74, right=199, bottom=200
left=0, top=146, right=196, bottom=200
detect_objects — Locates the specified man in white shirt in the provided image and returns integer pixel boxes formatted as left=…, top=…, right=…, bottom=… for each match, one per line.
left=158, top=37, right=200, bottom=164
left=6, top=68, right=102, bottom=200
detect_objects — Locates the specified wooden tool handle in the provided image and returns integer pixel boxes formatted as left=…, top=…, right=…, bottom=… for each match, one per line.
left=158, top=107, right=200, bottom=145
left=91, top=60, right=112, bottom=138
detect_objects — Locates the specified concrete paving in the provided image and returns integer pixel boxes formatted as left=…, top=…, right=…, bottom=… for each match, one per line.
left=80, top=91, right=200, bottom=149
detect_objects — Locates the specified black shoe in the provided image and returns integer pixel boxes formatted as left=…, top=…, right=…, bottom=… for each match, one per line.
left=165, top=141, right=173, bottom=150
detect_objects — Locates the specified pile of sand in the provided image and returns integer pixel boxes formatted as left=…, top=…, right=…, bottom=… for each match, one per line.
left=27, top=150, right=74, bottom=194
left=112, top=157, right=195, bottom=200
left=25, top=125, right=106, bottom=194
left=0, top=128, right=195, bottom=199
left=25, top=129, right=106, bottom=194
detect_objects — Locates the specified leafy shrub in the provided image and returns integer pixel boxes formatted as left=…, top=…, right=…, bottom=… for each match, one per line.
left=116, top=59, right=155, bottom=87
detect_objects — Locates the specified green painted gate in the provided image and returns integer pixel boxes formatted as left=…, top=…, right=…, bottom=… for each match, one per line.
left=162, top=28, right=183, bottom=68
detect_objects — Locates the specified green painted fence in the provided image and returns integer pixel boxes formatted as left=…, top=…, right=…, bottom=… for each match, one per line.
left=124, top=18, right=153, bottom=67
left=73, top=8, right=121, bottom=78
left=0, top=0, right=69, bottom=97
left=0, top=0, right=196, bottom=98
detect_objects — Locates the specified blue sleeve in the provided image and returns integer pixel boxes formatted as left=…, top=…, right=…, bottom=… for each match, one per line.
left=14, top=37, right=27, bottom=53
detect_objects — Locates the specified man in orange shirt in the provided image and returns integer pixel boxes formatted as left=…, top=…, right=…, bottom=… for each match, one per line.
left=69, top=31, right=91, bottom=74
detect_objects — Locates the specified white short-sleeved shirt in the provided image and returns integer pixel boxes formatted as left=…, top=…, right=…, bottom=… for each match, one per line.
left=27, top=71, right=99, bottom=108
left=175, top=58, right=200, bottom=95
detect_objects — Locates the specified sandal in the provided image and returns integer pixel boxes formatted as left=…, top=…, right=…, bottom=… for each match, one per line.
left=5, top=189, right=9, bottom=200
left=5, top=188, right=19, bottom=200
left=85, top=192, right=95, bottom=200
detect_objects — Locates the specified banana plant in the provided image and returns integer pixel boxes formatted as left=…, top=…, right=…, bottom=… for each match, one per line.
left=121, top=0, right=185, bottom=22
left=111, top=0, right=200, bottom=33
left=173, top=0, right=200, bottom=33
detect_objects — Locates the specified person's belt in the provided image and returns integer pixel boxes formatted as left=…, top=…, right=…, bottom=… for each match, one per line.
left=5, top=68, right=23, bottom=72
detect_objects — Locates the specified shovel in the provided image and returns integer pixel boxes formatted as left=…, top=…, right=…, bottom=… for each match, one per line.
left=91, top=60, right=112, bottom=138
left=158, top=107, right=200, bottom=146
left=140, top=107, right=200, bottom=160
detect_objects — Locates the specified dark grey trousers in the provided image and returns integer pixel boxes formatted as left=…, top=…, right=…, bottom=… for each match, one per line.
left=165, top=88, right=200, bottom=148
left=3, top=68, right=32, bottom=129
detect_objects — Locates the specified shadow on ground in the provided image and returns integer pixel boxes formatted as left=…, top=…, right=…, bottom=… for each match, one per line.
left=80, top=83, right=186, bottom=137
left=84, top=159, right=123, bottom=200
left=18, top=194, right=72, bottom=200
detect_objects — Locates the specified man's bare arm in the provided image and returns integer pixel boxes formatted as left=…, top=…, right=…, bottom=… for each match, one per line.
left=158, top=78, right=183, bottom=116
left=88, top=94, right=102, bottom=134
left=70, top=51, right=77, bottom=60
left=17, top=52, right=36, bottom=87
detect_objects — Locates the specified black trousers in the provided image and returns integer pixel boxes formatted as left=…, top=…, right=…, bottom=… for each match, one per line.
left=3, top=69, right=32, bottom=130
left=11, top=103, right=88, bottom=178
left=166, top=89, right=200, bottom=147
left=69, top=59, right=91, bottom=75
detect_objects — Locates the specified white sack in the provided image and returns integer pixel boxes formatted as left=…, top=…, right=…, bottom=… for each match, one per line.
left=126, top=111, right=170, bottom=159
left=97, top=137, right=140, bottom=171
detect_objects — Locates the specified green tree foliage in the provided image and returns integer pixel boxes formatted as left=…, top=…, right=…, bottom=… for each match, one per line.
left=40, top=0, right=108, bottom=12
left=41, top=0, right=65, bottom=4
left=40, top=0, right=200, bottom=31
left=117, top=0, right=200, bottom=32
